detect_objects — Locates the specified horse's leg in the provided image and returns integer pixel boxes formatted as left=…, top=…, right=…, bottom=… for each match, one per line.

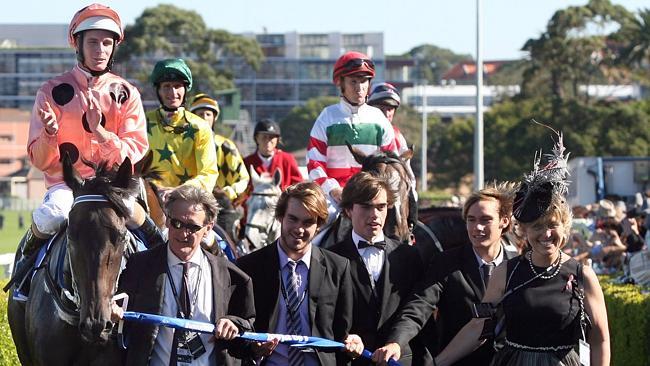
left=25, top=273, right=78, bottom=366
left=7, top=243, right=34, bottom=365
left=7, top=291, right=32, bottom=365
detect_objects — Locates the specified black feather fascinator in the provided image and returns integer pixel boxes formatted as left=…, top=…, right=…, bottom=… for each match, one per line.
left=513, top=124, right=570, bottom=223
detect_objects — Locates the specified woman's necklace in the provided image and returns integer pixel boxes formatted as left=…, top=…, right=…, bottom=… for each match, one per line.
left=527, top=250, right=562, bottom=279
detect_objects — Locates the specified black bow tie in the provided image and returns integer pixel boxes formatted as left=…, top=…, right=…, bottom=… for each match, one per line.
left=358, top=240, right=386, bottom=250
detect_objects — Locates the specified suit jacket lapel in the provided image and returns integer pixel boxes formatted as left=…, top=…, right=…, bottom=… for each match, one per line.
left=377, top=239, right=398, bottom=327
left=341, top=236, right=374, bottom=306
left=502, top=243, right=517, bottom=260
left=461, top=244, right=485, bottom=301
left=206, top=250, right=229, bottom=322
left=263, top=244, right=282, bottom=332
left=308, top=246, right=326, bottom=330
left=150, top=245, right=168, bottom=315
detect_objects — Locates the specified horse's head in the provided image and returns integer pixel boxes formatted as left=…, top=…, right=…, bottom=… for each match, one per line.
left=244, top=167, right=282, bottom=249
left=63, top=154, right=138, bottom=344
left=347, top=142, right=415, bottom=242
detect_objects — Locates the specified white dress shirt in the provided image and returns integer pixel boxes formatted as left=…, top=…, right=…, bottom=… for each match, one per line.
left=150, top=246, right=214, bottom=366
left=472, top=245, right=504, bottom=284
left=266, top=242, right=318, bottom=366
left=352, top=230, right=386, bottom=283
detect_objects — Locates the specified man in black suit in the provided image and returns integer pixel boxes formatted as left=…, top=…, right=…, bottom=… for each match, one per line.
left=113, top=185, right=255, bottom=366
left=329, top=172, right=425, bottom=366
left=373, top=184, right=518, bottom=366
left=237, top=181, right=364, bottom=366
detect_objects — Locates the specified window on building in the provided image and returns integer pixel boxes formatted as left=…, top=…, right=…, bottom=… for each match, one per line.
left=0, top=134, right=14, bottom=142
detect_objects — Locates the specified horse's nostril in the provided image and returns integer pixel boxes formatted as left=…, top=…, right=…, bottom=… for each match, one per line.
left=104, top=320, right=113, bottom=332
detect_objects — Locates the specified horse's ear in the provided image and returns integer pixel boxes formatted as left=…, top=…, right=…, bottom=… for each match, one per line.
left=272, top=168, right=283, bottom=187
left=113, top=157, right=133, bottom=189
left=249, top=165, right=261, bottom=184
left=346, top=141, right=366, bottom=165
left=62, top=152, right=83, bottom=191
left=133, top=150, right=153, bottom=176
left=400, top=148, right=414, bottom=161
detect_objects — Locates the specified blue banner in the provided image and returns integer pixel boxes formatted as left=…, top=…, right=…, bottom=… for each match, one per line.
left=121, top=311, right=401, bottom=365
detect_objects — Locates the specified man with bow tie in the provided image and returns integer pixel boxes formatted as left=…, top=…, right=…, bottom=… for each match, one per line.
left=329, top=172, right=425, bottom=366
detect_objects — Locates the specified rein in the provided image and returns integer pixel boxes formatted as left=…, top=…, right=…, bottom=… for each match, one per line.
left=245, top=188, right=281, bottom=247
left=250, top=191, right=280, bottom=197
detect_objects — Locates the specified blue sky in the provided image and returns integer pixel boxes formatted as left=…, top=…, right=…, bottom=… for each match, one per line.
left=1, top=0, right=645, bottom=59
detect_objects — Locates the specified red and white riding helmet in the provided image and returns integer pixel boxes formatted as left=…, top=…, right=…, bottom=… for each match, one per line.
left=68, top=3, right=123, bottom=47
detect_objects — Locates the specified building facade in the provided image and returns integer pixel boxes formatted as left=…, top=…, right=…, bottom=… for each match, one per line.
left=0, top=26, right=416, bottom=122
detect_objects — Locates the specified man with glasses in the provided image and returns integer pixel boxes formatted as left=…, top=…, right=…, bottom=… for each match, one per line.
left=307, top=52, right=397, bottom=219
left=146, top=59, right=218, bottom=202
left=113, top=184, right=255, bottom=365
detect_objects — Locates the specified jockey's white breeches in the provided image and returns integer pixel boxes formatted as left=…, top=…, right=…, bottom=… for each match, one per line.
left=32, top=183, right=74, bottom=235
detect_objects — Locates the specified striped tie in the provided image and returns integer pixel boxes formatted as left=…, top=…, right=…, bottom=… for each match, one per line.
left=285, top=260, right=305, bottom=366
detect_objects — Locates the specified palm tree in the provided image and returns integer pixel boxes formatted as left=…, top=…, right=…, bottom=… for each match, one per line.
left=619, top=9, right=650, bottom=69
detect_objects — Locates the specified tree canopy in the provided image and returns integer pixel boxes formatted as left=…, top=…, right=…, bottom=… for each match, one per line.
left=278, top=96, right=339, bottom=152
left=426, top=1, right=650, bottom=190
left=401, top=44, right=472, bottom=84
left=520, top=0, right=638, bottom=101
left=115, top=4, right=263, bottom=99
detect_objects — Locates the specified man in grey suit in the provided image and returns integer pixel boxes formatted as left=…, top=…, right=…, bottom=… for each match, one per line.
left=114, top=185, right=255, bottom=366
left=373, top=183, right=518, bottom=366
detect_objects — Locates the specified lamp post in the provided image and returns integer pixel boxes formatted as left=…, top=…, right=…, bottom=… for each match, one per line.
left=474, top=0, right=484, bottom=190
left=420, top=81, right=428, bottom=192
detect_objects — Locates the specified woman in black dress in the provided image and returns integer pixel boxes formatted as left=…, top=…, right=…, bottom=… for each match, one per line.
left=432, top=132, right=610, bottom=366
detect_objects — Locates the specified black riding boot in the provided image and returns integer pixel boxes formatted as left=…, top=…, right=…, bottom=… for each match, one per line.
left=10, top=227, right=50, bottom=300
left=137, top=216, right=166, bottom=249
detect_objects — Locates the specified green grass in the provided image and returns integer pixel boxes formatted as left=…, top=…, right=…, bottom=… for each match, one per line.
left=0, top=280, right=20, bottom=365
left=0, top=211, right=30, bottom=255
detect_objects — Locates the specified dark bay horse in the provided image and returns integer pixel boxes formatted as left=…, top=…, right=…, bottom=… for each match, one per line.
left=347, top=144, right=416, bottom=242
left=7, top=155, right=136, bottom=365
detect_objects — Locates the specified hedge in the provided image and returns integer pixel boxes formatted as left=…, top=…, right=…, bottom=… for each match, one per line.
left=0, top=281, right=19, bottom=365
left=601, top=277, right=650, bottom=366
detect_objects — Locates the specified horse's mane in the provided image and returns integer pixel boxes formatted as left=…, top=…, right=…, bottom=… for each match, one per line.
left=80, top=160, right=140, bottom=219
left=360, top=150, right=405, bottom=172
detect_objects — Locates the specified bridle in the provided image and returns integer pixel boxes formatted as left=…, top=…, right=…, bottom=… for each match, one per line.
left=55, top=194, right=129, bottom=325
left=244, top=190, right=281, bottom=247
left=363, top=154, right=415, bottom=242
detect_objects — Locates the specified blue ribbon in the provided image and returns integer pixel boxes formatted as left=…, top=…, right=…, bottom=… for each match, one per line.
left=122, top=311, right=401, bottom=365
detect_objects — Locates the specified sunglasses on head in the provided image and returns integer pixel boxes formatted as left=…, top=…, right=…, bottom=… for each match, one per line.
left=339, top=58, right=375, bottom=72
left=169, top=217, right=205, bottom=233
